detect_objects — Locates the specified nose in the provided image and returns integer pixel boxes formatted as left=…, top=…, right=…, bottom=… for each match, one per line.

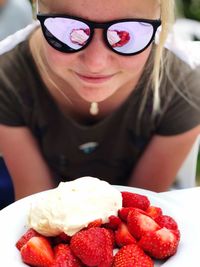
left=79, top=29, right=112, bottom=73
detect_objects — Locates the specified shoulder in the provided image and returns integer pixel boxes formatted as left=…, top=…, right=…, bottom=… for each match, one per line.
left=0, top=40, right=30, bottom=83
left=164, top=47, right=200, bottom=84
left=161, top=39, right=200, bottom=96
left=164, top=35, right=200, bottom=69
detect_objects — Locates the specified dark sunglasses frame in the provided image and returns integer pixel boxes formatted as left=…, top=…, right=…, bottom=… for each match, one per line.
left=37, top=13, right=161, bottom=56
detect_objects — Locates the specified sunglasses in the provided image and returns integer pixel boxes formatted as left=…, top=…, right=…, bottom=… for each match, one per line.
left=37, top=14, right=161, bottom=56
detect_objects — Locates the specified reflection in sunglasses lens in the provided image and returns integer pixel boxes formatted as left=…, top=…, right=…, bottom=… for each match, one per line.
left=70, top=28, right=90, bottom=46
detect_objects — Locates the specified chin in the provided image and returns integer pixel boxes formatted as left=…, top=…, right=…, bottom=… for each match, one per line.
left=76, top=86, right=117, bottom=103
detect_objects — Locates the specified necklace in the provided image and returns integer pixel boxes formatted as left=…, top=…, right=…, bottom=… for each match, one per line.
left=90, top=102, right=99, bottom=115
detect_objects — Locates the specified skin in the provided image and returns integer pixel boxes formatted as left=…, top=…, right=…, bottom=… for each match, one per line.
left=0, top=0, right=199, bottom=200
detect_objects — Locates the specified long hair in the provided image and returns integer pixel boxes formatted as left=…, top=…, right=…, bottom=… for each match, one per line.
left=152, top=0, right=175, bottom=112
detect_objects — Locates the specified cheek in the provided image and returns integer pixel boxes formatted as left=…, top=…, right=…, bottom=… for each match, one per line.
left=120, top=47, right=152, bottom=72
left=43, top=42, right=76, bottom=70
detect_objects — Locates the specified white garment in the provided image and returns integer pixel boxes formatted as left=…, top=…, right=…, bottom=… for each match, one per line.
left=0, top=0, right=33, bottom=41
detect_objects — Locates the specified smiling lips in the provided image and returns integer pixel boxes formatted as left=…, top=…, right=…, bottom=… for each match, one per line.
left=75, top=72, right=115, bottom=83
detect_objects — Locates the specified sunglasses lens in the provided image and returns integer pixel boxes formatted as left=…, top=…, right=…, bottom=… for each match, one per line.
left=107, top=21, right=154, bottom=54
left=43, top=17, right=90, bottom=51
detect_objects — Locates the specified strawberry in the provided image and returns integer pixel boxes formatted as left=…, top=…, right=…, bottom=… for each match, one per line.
left=106, top=228, right=116, bottom=248
left=115, top=223, right=136, bottom=247
left=155, top=215, right=178, bottom=230
left=52, top=244, right=82, bottom=267
left=112, top=31, right=130, bottom=47
left=16, top=228, right=41, bottom=251
left=87, top=218, right=103, bottom=228
left=121, top=192, right=150, bottom=210
left=145, top=206, right=163, bottom=219
left=105, top=215, right=121, bottom=230
left=138, top=227, right=180, bottom=259
left=113, top=244, right=154, bottom=267
left=70, top=227, right=113, bottom=267
left=21, top=236, right=54, bottom=267
left=127, top=209, right=160, bottom=239
left=118, top=207, right=147, bottom=221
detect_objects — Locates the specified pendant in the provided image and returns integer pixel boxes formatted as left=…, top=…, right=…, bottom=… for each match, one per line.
left=90, top=102, right=99, bottom=115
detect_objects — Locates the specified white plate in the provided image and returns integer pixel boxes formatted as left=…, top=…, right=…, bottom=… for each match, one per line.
left=0, top=186, right=198, bottom=266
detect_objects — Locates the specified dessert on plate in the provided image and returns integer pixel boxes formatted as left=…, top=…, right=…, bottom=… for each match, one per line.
left=15, top=176, right=180, bottom=267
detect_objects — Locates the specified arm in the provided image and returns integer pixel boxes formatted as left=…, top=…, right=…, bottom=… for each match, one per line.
left=128, top=125, right=200, bottom=192
left=0, top=125, right=56, bottom=200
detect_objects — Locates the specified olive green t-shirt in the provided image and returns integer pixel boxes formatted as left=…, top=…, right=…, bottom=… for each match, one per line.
left=0, top=40, right=200, bottom=185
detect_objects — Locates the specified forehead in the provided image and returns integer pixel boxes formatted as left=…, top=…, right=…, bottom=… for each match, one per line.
left=39, top=0, right=160, bottom=20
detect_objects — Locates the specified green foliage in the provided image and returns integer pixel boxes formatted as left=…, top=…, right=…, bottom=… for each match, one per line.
left=196, top=152, right=200, bottom=185
left=181, top=0, right=200, bottom=20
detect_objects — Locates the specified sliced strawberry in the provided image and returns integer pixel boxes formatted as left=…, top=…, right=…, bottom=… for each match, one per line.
left=105, top=215, right=121, bottom=230
left=21, top=236, right=54, bottom=267
left=155, top=215, right=178, bottom=230
left=118, top=207, right=147, bottom=221
left=127, top=209, right=160, bottom=239
left=52, top=243, right=82, bottom=267
left=138, top=227, right=180, bottom=259
left=112, top=31, right=130, bottom=47
left=113, top=244, right=154, bottom=267
left=16, top=228, right=41, bottom=251
left=115, top=223, right=136, bottom=247
left=87, top=218, right=103, bottom=228
left=145, top=206, right=163, bottom=219
left=70, top=227, right=113, bottom=267
left=121, top=192, right=150, bottom=210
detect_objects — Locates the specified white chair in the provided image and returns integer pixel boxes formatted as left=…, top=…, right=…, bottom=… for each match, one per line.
left=174, top=136, right=200, bottom=189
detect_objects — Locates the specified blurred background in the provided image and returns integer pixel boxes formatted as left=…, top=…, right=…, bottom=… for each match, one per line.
left=177, top=0, right=200, bottom=22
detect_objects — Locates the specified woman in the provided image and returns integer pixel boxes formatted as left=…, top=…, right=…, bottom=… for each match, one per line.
left=0, top=0, right=199, bottom=201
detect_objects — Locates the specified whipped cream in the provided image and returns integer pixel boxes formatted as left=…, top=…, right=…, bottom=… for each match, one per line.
left=28, top=177, right=122, bottom=236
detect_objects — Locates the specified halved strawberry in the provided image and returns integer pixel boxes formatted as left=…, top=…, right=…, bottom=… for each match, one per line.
left=121, top=192, right=150, bottom=210
left=52, top=243, right=82, bottom=267
left=16, top=228, right=41, bottom=251
left=115, top=223, right=136, bottom=247
left=112, top=31, right=130, bottom=48
left=113, top=244, right=154, bottom=267
left=138, top=227, right=180, bottom=259
left=127, top=209, right=160, bottom=239
left=70, top=227, right=113, bottom=267
left=145, top=206, right=163, bottom=219
left=118, top=207, right=147, bottom=221
left=21, top=236, right=54, bottom=267
left=155, top=215, right=178, bottom=230
left=105, top=215, right=122, bottom=230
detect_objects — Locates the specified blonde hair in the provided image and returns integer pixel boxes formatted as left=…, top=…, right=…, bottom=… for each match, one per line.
left=152, top=0, right=175, bottom=112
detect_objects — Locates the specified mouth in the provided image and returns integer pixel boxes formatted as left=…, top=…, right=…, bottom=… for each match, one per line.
left=74, top=72, right=115, bottom=84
